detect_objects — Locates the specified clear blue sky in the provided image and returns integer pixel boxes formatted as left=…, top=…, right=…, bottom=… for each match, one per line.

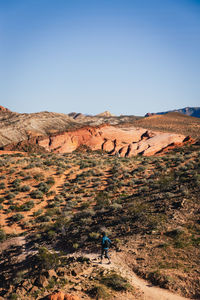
left=0, top=0, right=199, bottom=116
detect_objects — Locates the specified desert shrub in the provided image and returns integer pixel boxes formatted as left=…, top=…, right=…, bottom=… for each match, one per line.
left=25, top=163, right=37, bottom=169
left=87, top=285, right=110, bottom=299
left=18, top=171, right=26, bottom=177
left=89, top=232, right=100, bottom=240
left=35, top=246, right=59, bottom=270
left=38, top=182, right=50, bottom=193
left=110, top=203, right=122, bottom=211
left=47, top=230, right=57, bottom=240
left=19, top=200, right=34, bottom=211
left=9, top=168, right=15, bottom=174
left=46, top=176, right=55, bottom=185
left=33, top=209, right=43, bottom=216
left=73, top=243, right=79, bottom=249
left=20, top=185, right=31, bottom=192
left=101, top=271, right=131, bottom=291
left=45, top=208, right=61, bottom=217
left=30, top=189, right=44, bottom=199
left=0, top=197, right=5, bottom=204
left=165, top=192, right=175, bottom=199
left=0, top=228, right=6, bottom=241
left=9, top=204, right=18, bottom=211
left=23, top=175, right=32, bottom=180
left=36, top=215, right=51, bottom=223
left=33, top=172, right=45, bottom=181
left=12, top=178, right=21, bottom=186
left=56, top=168, right=64, bottom=175
left=9, top=293, right=19, bottom=300
left=80, top=217, right=93, bottom=225
left=6, top=192, right=15, bottom=200
left=95, top=191, right=110, bottom=209
left=80, top=202, right=90, bottom=210
left=11, top=213, right=24, bottom=223
left=54, top=194, right=64, bottom=202
left=138, top=186, right=149, bottom=194
left=0, top=182, right=5, bottom=189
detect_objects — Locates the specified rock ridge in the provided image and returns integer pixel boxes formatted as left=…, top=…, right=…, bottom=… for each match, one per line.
left=2, top=124, right=193, bottom=157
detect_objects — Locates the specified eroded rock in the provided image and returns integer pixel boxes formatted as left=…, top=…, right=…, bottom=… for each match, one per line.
left=37, top=125, right=188, bottom=157
left=47, top=291, right=80, bottom=300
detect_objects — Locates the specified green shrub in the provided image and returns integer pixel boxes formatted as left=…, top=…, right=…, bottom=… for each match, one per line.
left=101, top=271, right=131, bottom=291
left=33, top=209, right=43, bottom=216
left=9, top=293, right=19, bottom=300
left=30, top=189, right=44, bottom=199
left=87, top=285, right=110, bottom=299
left=46, top=176, right=55, bottom=185
left=11, top=213, right=24, bottom=223
left=37, top=214, right=52, bottom=223
left=36, top=246, right=59, bottom=270
left=24, top=175, right=32, bottom=180
left=38, top=182, right=50, bottom=193
left=0, top=182, right=5, bottom=189
left=33, top=172, right=45, bottom=181
left=20, top=185, right=31, bottom=192
left=89, top=232, right=100, bottom=240
left=0, top=228, right=6, bottom=241
left=19, top=200, right=34, bottom=211
left=12, top=179, right=21, bottom=187
left=0, top=197, right=5, bottom=204
left=6, top=192, right=15, bottom=200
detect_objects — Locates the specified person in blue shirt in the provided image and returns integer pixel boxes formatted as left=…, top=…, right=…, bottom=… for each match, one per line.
left=100, top=232, right=111, bottom=264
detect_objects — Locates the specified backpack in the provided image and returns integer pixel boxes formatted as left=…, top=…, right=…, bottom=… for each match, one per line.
left=103, top=238, right=110, bottom=248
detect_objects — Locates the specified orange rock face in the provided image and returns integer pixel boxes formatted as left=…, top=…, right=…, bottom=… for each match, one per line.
left=38, top=125, right=189, bottom=157
left=0, top=105, right=11, bottom=112
left=47, top=292, right=80, bottom=300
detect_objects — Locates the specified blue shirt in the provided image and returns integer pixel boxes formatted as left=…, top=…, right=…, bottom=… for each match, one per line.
left=102, top=236, right=111, bottom=249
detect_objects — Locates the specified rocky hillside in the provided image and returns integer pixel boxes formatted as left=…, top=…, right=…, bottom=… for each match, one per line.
left=136, top=112, right=200, bottom=139
left=0, top=143, right=199, bottom=299
left=3, top=124, right=192, bottom=157
left=146, top=107, right=200, bottom=118
left=0, top=107, right=199, bottom=156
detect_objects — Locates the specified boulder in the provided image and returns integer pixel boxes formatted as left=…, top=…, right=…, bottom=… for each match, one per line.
left=47, top=292, right=81, bottom=300
left=45, top=269, right=58, bottom=279
left=35, top=275, right=48, bottom=287
left=48, top=291, right=65, bottom=300
left=64, top=294, right=81, bottom=300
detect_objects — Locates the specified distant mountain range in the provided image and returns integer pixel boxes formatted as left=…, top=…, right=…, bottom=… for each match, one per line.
left=145, top=107, right=200, bottom=118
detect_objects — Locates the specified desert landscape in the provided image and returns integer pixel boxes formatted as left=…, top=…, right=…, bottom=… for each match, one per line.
left=0, top=107, right=199, bottom=299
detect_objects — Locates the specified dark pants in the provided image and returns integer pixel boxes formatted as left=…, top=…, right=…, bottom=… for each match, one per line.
left=101, top=248, right=110, bottom=260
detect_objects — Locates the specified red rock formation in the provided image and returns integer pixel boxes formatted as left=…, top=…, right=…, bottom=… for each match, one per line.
left=0, top=105, right=11, bottom=112
left=47, top=292, right=80, bottom=300
left=2, top=124, right=193, bottom=157
left=38, top=125, right=188, bottom=157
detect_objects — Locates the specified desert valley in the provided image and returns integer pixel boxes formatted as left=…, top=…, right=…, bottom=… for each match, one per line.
left=0, top=106, right=199, bottom=300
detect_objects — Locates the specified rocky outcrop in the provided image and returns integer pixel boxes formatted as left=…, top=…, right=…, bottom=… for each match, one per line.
left=36, top=125, right=190, bottom=157
left=47, top=292, right=80, bottom=300
left=0, top=105, right=11, bottom=112
left=1, top=124, right=193, bottom=156
left=145, top=107, right=200, bottom=118
left=96, top=110, right=115, bottom=117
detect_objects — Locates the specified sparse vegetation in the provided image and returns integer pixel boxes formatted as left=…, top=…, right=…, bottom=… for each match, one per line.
left=0, top=144, right=199, bottom=299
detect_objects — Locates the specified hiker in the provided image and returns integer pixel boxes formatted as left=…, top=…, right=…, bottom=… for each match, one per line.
left=100, top=232, right=111, bottom=264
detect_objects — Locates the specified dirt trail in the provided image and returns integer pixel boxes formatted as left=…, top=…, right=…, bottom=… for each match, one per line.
left=76, top=251, right=190, bottom=300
